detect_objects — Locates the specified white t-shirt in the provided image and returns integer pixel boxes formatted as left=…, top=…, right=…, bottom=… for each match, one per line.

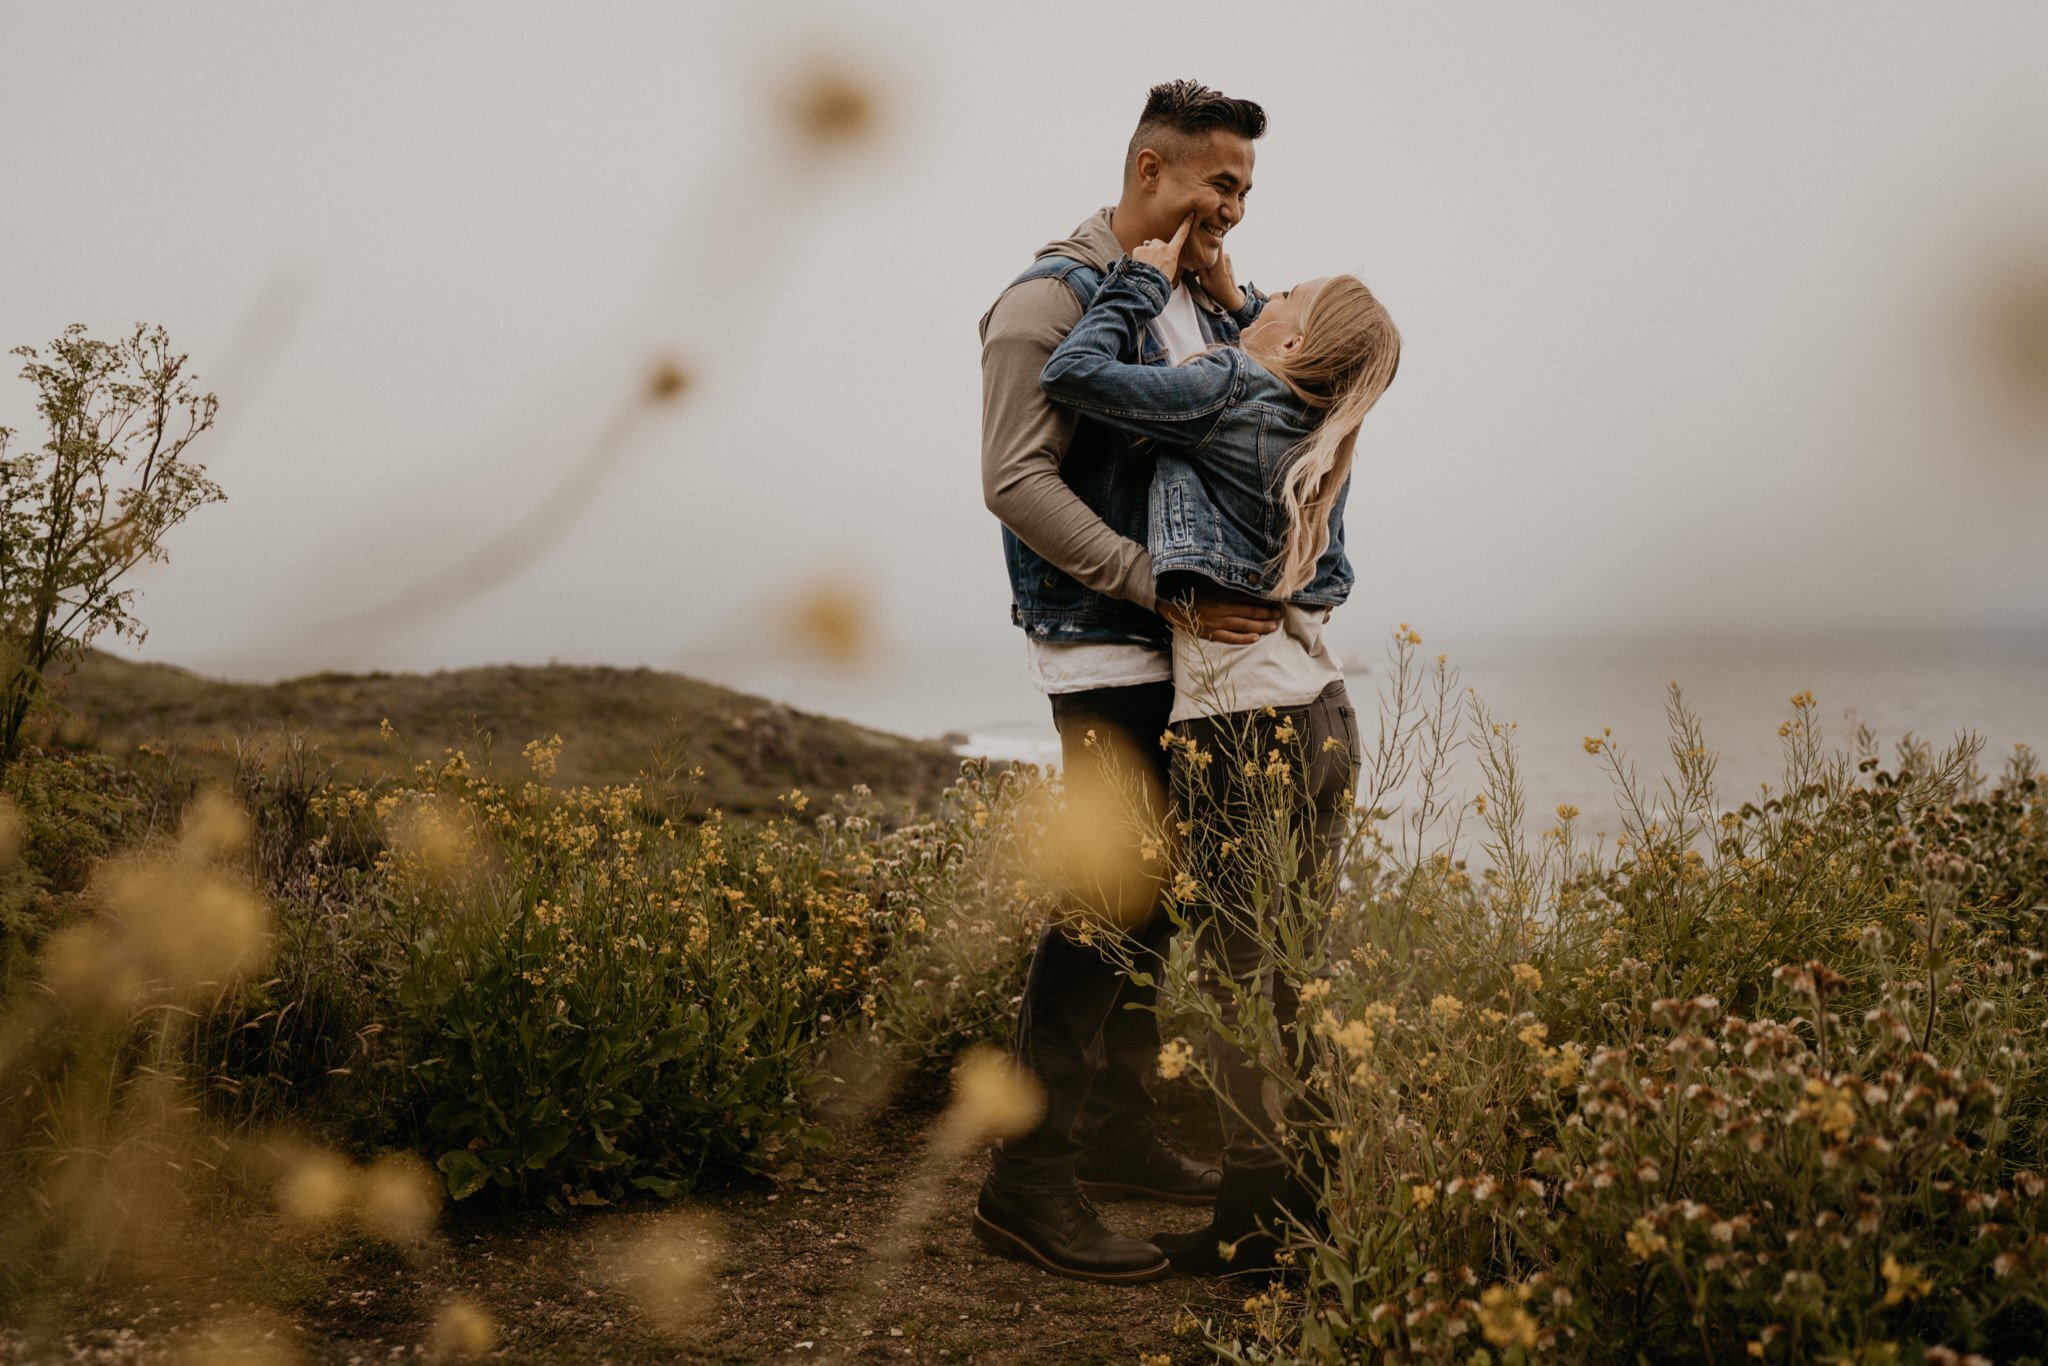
left=1024, top=282, right=1207, bottom=695
left=1148, top=280, right=1211, bottom=368
left=1169, top=604, right=1346, bottom=724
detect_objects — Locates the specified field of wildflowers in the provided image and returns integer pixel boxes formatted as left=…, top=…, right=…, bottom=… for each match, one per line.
left=1143, top=634, right=2048, bottom=1363
left=0, top=636, right=2042, bottom=1363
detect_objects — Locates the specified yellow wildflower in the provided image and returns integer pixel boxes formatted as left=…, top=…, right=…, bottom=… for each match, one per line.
left=1511, top=962, right=1544, bottom=992
left=1157, top=1038, right=1195, bottom=1081
left=1478, top=1285, right=1538, bottom=1350
left=1880, top=1253, right=1931, bottom=1305
left=1328, top=1019, right=1373, bottom=1057
left=1799, top=1078, right=1857, bottom=1142
left=1542, top=1042, right=1584, bottom=1087
left=1626, top=1219, right=1669, bottom=1260
left=523, top=734, right=564, bottom=781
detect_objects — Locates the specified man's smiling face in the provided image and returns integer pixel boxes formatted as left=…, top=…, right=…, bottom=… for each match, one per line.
left=1143, top=130, right=1255, bottom=273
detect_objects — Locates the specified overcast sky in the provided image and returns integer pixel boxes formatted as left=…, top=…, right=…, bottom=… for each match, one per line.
left=3, top=2, right=2046, bottom=689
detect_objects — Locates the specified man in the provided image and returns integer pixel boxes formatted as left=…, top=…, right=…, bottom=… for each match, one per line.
left=973, top=80, right=1282, bottom=1283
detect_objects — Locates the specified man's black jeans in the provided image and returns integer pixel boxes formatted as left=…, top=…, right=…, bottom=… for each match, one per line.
left=989, top=679, right=1175, bottom=1195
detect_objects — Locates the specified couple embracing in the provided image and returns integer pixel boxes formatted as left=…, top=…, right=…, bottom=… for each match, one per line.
left=973, top=81, right=1401, bottom=1282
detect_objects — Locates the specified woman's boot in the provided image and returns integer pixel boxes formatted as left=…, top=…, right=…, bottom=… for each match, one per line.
left=1150, top=1164, right=1303, bottom=1275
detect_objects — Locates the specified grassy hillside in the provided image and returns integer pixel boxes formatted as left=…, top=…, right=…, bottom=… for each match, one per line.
left=41, top=651, right=964, bottom=816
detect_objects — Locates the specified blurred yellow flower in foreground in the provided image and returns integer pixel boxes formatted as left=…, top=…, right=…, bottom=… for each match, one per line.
left=277, top=1149, right=356, bottom=1226
left=945, top=1045, right=1045, bottom=1145
left=783, top=582, right=872, bottom=667
left=386, top=795, right=483, bottom=878
left=1023, top=750, right=1162, bottom=930
left=645, top=357, right=692, bottom=404
left=179, top=789, right=252, bottom=862
left=98, top=859, right=270, bottom=1003
left=786, top=63, right=880, bottom=147
left=274, top=1146, right=441, bottom=1245
left=426, top=1299, right=499, bottom=1361
left=168, top=1312, right=303, bottom=1365
left=609, top=1213, right=724, bottom=1336
left=358, top=1150, right=442, bottom=1244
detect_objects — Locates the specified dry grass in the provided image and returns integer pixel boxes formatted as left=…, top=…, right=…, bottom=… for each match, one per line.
left=41, top=651, right=960, bottom=818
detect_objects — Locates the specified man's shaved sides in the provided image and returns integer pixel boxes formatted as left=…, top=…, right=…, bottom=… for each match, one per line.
left=1122, top=79, right=1267, bottom=180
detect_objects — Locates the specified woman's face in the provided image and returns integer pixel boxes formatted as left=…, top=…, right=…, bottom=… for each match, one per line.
left=1242, top=279, right=1328, bottom=365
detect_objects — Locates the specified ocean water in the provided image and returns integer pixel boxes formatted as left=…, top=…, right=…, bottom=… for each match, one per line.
left=689, top=631, right=2047, bottom=833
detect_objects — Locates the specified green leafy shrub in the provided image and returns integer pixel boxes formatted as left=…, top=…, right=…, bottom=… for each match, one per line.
left=181, top=740, right=1054, bottom=1207
left=0, top=747, right=180, bottom=984
left=855, top=757, right=1056, bottom=1073
left=1146, top=635, right=2048, bottom=1363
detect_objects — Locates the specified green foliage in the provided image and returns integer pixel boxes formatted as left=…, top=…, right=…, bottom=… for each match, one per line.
left=0, top=747, right=170, bottom=984
left=856, top=758, right=1054, bottom=1072
left=170, top=743, right=1050, bottom=1208
left=1148, top=635, right=2048, bottom=1363
left=6, top=619, right=2043, bottom=1363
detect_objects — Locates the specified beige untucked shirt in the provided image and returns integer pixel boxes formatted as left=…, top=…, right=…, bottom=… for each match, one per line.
left=1168, top=605, right=1345, bottom=724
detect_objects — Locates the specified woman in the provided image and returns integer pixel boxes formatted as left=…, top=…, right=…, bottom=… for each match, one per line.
left=1040, top=221, right=1400, bottom=1274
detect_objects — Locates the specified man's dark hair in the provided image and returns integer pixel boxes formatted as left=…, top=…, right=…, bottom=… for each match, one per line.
left=1124, top=80, right=1266, bottom=178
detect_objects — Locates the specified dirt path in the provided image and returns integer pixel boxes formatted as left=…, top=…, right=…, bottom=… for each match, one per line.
left=5, top=1102, right=1255, bottom=1364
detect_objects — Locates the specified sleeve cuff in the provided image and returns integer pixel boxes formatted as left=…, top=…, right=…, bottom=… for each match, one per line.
left=1231, top=284, right=1266, bottom=327
left=1111, top=258, right=1173, bottom=310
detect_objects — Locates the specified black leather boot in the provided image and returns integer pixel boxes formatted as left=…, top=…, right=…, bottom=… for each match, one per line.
left=972, top=1180, right=1171, bottom=1284
left=1076, top=1130, right=1222, bottom=1205
left=1150, top=1165, right=1312, bottom=1276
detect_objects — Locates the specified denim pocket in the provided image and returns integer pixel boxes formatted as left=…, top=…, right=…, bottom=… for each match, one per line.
left=1165, top=481, right=1191, bottom=548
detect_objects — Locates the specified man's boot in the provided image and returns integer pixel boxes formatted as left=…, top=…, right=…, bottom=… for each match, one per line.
left=973, top=1180, right=1171, bottom=1284
left=1076, top=1129, right=1222, bottom=1206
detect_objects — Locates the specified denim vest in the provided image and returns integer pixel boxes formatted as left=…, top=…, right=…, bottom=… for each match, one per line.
left=1039, top=259, right=1353, bottom=608
left=998, top=256, right=1255, bottom=644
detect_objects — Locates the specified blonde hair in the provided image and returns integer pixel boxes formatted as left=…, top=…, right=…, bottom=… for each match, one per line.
left=1262, top=277, right=1401, bottom=596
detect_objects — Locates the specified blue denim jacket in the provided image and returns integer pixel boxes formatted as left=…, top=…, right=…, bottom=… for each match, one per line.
left=997, top=254, right=1264, bottom=644
left=1040, top=259, right=1354, bottom=608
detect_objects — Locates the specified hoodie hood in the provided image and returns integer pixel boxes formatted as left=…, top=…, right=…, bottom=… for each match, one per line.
left=1034, top=207, right=1124, bottom=272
